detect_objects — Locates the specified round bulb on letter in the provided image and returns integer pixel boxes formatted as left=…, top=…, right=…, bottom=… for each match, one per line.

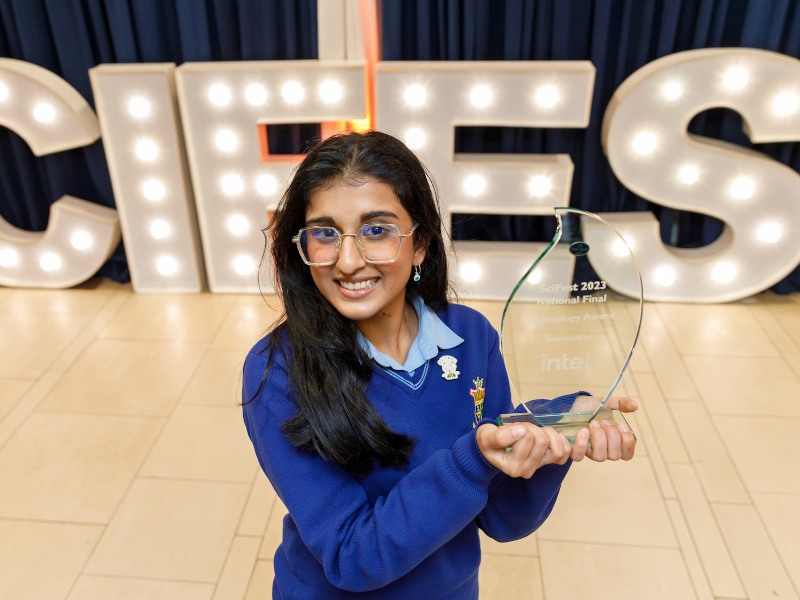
left=729, top=176, right=755, bottom=200
left=460, top=261, right=482, bottom=283
left=215, top=128, right=239, bottom=153
left=723, top=66, right=749, bottom=91
left=221, top=173, right=245, bottom=196
left=756, top=221, right=782, bottom=244
left=244, top=83, right=268, bottom=106
left=403, top=127, right=426, bottom=150
left=39, top=252, right=62, bottom=272
left=70, top=230, right=93, bottom=251
left=463, top=174, right=487, bottom=197
left=403, top=84, right=427, bottom=108
left=318, top=80, right=343, bottom=104
left=127, top=96, right=151, bottom=119
left=156, top=255, right=178, bottom=276
left=469, top=85, right=493, bottom=108
left=771, top=91, right=799, bottom=116
left=654, top=266, right=676, bottom=287
left=534, top=84, right=560, bottom=108
left=233, top=255, right=256, bottom=276
left=0, top=247, right=19, bottom=267
left=135, top=139, right=159, bottom=162
left=227, top=215, right=250, bottom=236
left=631, top=131, right=658, bottom=156
left=281, top=81, right=305, bottom=104
left=208, top=83, right=232, bottom=107
left=528, top=175, right=552, bottom=198
left=142, top=179, right=166, bottom=202
left=255, top=174, right=278, bottom=196
left=33, top=102, right=56, bottom=123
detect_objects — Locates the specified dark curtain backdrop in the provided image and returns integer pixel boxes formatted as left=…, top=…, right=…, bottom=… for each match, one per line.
left=1, top=0, right=798, bottom=293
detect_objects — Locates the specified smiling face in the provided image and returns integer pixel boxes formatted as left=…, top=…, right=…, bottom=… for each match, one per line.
left=304, top=177, right=426, bottom=331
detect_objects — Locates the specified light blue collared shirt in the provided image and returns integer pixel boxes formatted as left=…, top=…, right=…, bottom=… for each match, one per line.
left=358, top=296, right=464, bottom=373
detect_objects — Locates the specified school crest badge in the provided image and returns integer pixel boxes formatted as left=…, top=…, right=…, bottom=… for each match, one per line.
left=470, top=377, right=485, bottom=424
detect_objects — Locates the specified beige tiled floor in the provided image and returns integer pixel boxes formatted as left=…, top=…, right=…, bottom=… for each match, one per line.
left=0, top=280, right=799, bottom=599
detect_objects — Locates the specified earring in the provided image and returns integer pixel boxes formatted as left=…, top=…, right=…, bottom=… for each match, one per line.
left=413, top=265, right=421, bottom=282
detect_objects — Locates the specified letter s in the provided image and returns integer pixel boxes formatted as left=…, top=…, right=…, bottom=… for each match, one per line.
left=598, top=48, right=800, bottom=302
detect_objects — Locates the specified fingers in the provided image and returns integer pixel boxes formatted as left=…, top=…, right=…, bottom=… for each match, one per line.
left=585, top=419, right=637, bottom=462
left=477, top=423, right=569, bottom=479
left=570, top=427, right=590, bottom=462
left=605, top=396, right=639, bottom=413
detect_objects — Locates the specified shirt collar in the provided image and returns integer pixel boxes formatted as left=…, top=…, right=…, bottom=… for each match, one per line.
left=358, top=296, right=464, bottom=372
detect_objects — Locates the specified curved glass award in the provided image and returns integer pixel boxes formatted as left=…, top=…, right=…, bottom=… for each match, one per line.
left=498, top=207, right=643, bottom=441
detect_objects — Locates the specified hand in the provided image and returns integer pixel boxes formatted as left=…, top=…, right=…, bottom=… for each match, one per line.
left=476, top=422, right=571, bottom=478
left=569, top=396, right=638, bottom=463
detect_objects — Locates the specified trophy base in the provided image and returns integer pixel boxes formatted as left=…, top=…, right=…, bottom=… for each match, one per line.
left=497, top=409, right=634, bottom=444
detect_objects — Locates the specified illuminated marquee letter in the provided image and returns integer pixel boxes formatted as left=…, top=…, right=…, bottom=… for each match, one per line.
left=376, top=61, right=595, bottom=299
left=0, top=58, right=120, bottom=288
left=90, top=64, right=206, bottom=292
left=175, top=61, right=366, bottom=293
left=601, top=48, right=800, bottom=302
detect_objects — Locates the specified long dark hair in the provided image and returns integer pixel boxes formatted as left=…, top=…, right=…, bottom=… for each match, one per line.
left=259, top=130, right=450, bottom=476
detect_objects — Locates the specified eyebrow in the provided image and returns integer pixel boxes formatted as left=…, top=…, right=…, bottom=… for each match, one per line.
left=305, top=210, right=401, bottom=227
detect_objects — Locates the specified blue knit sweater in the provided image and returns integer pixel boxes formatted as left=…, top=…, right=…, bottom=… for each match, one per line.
left=242, top=303, right=571, bottom=599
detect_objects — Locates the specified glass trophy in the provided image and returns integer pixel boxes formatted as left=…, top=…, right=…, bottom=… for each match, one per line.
left=497, top=207, right=643, bottom=442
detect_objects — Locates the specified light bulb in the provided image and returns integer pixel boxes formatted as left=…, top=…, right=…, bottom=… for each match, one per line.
left=469, top=85, right=493, bottom=108
left=677, top=164, right=700, bottom=185
left=612, top=238, right=632, bottom=257
left=463, top=174, right=487, bottom=197
left=244, top=83, right=268, bottom=106
left=127, top=96, right=151, bottom=119
left=460, top=261, right=482, bottom=283
left=729, top=176, right=755, bottom=200
left=756, top=221, right=782, bottom=244
left=526, top=269, right=543, bottom=285
left=631, top=131, right=658, bottom=156
left=403, top=84, right=427, bottom=108
left=233, top=255, right=256, bottom=276
left=528, top=175, right=552, bottom=198
left=33, top=102, right=56, bottom=123
left=70, top=230, right=93, bottom=250
left=281, top=81, right=305, bottom=104
left=318, top=80, right=343, bottom=104
left=0, top=247, right=19, bottom=267
left=142, top=179, right=166, bottom=202
left=149, top=219, right=171, bottom=240
left=771, top=91, right=799, bottom=116
left=654, top=265, right=676, bottom=287
left=39, top=252, right=62, bottom=272
left=255, top=173, right=278, bottom=196
left=156, top=255, right=178, bottom=276
left=661, top=81, right=684, bottom=101
left=227, top=215, right=250, bottom=236
left=220, top=173, right=245, bottom=196
left=135, top=138, right=159, bottom=162
left=403, top=127, right=426, bottom=150
left=215, top=128, right=239, bottom=152
left=711, top=262, right=737, bottom=284
left=0, top=82, right=10, bottom=102
left=534, top=84, right=560, bottom=108
left=723, top=66, right=749, bottom=91
left=208, top=83, right=232, bottom=107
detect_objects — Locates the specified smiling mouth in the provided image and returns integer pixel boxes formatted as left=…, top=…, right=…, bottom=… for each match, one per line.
left=339, top=278, right=378, bottom=291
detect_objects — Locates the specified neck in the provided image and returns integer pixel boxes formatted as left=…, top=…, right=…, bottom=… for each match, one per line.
left=358, top=299, right=418, bottom=365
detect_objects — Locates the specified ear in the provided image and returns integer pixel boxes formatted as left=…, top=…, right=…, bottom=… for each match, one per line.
left=413, top=242, right=427, bottom=266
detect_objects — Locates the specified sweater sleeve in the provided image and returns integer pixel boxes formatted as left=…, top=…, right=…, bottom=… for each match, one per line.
left=476, top=330, right=571, bottom=542
left=242, top=349, right=498, bottom=593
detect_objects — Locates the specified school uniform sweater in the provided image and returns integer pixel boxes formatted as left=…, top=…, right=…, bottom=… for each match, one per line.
left=242, top=302, right=572, bottom=599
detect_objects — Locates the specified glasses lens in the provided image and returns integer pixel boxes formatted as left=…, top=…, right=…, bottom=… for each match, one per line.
left=358, top=224, right=401, bottom=262
left=300, top=227, right=339, bottom=264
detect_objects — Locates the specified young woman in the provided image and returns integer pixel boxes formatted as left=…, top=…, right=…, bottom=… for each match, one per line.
left=242, top=130, right=636, bottom=599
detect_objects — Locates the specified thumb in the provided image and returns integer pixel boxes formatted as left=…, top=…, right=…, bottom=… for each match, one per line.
left=484, top=424, right=527, bottom=449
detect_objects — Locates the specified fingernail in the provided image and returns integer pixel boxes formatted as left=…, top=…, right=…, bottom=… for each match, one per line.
left=619, top=422, right=631, bottom=433
left=630, top=400, right=639, bottom=410
left=590, top=420, right=601, bottom=429
left=511, top=426, right=526, bottom=439
left=578, top=428, right=589, bottom=440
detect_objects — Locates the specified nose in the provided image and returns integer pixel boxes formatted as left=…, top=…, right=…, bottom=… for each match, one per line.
left=336, top=233, right=366, bottom=273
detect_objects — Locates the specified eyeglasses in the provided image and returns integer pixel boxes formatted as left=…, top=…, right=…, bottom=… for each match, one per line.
left=292, top=223, right=419, bottom=266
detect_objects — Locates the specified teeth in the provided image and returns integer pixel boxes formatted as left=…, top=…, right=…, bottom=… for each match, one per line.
left=340, top=278, right=377, bottom=291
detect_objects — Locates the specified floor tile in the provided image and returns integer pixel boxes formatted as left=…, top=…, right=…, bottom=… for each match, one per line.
left=0, top=519, right=102, bottom=600
left=245, top=560, right=274, bottom=600
left=714, top=415, right=800, bottom=494
left=239, top=472, right=278, bottom=537
left=99, top=293, right=235, bottom=342
left=211, top=295, right=282, bottom=350
left=259, top=497, right=287, bottom=560
left=0, top=413, right=162, bottom=523
left=669, top=400, right=750, bottom=503
left=713, top=502, right=797, bottom=600
left=479, top=553, right=543, bottom=600
left=537, top=458, right=676, bottom=548
left=632, top=371, right=688, bottom=463
left=0, top=312, right=91, bottom=378
left=668, top=463, right=745, bottom=598
left=657, top=303, right=779, bottom=357
left=181, top=348, right=246, bottom=407
left=213, top=535, right=262, bottom=600
left=638, top=320, right=698, bottom=400
left=664, top=498, right=714, bottom=600
left=140, top=405, right=258, bottom=483
left=0, top=378, right=31, bottom=424
left=0, top=285, right=118, bottom=315
left=752, top=492, right=800, bottom=592
left=685, top=356, right=800, bottom=417
left=67, top=576, right=214, bottom=600
left=37, top=339, right=207, bottom=416
left=539, top=540, right=696, bottom=600
left=85, top=478, right=249, bottom=582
